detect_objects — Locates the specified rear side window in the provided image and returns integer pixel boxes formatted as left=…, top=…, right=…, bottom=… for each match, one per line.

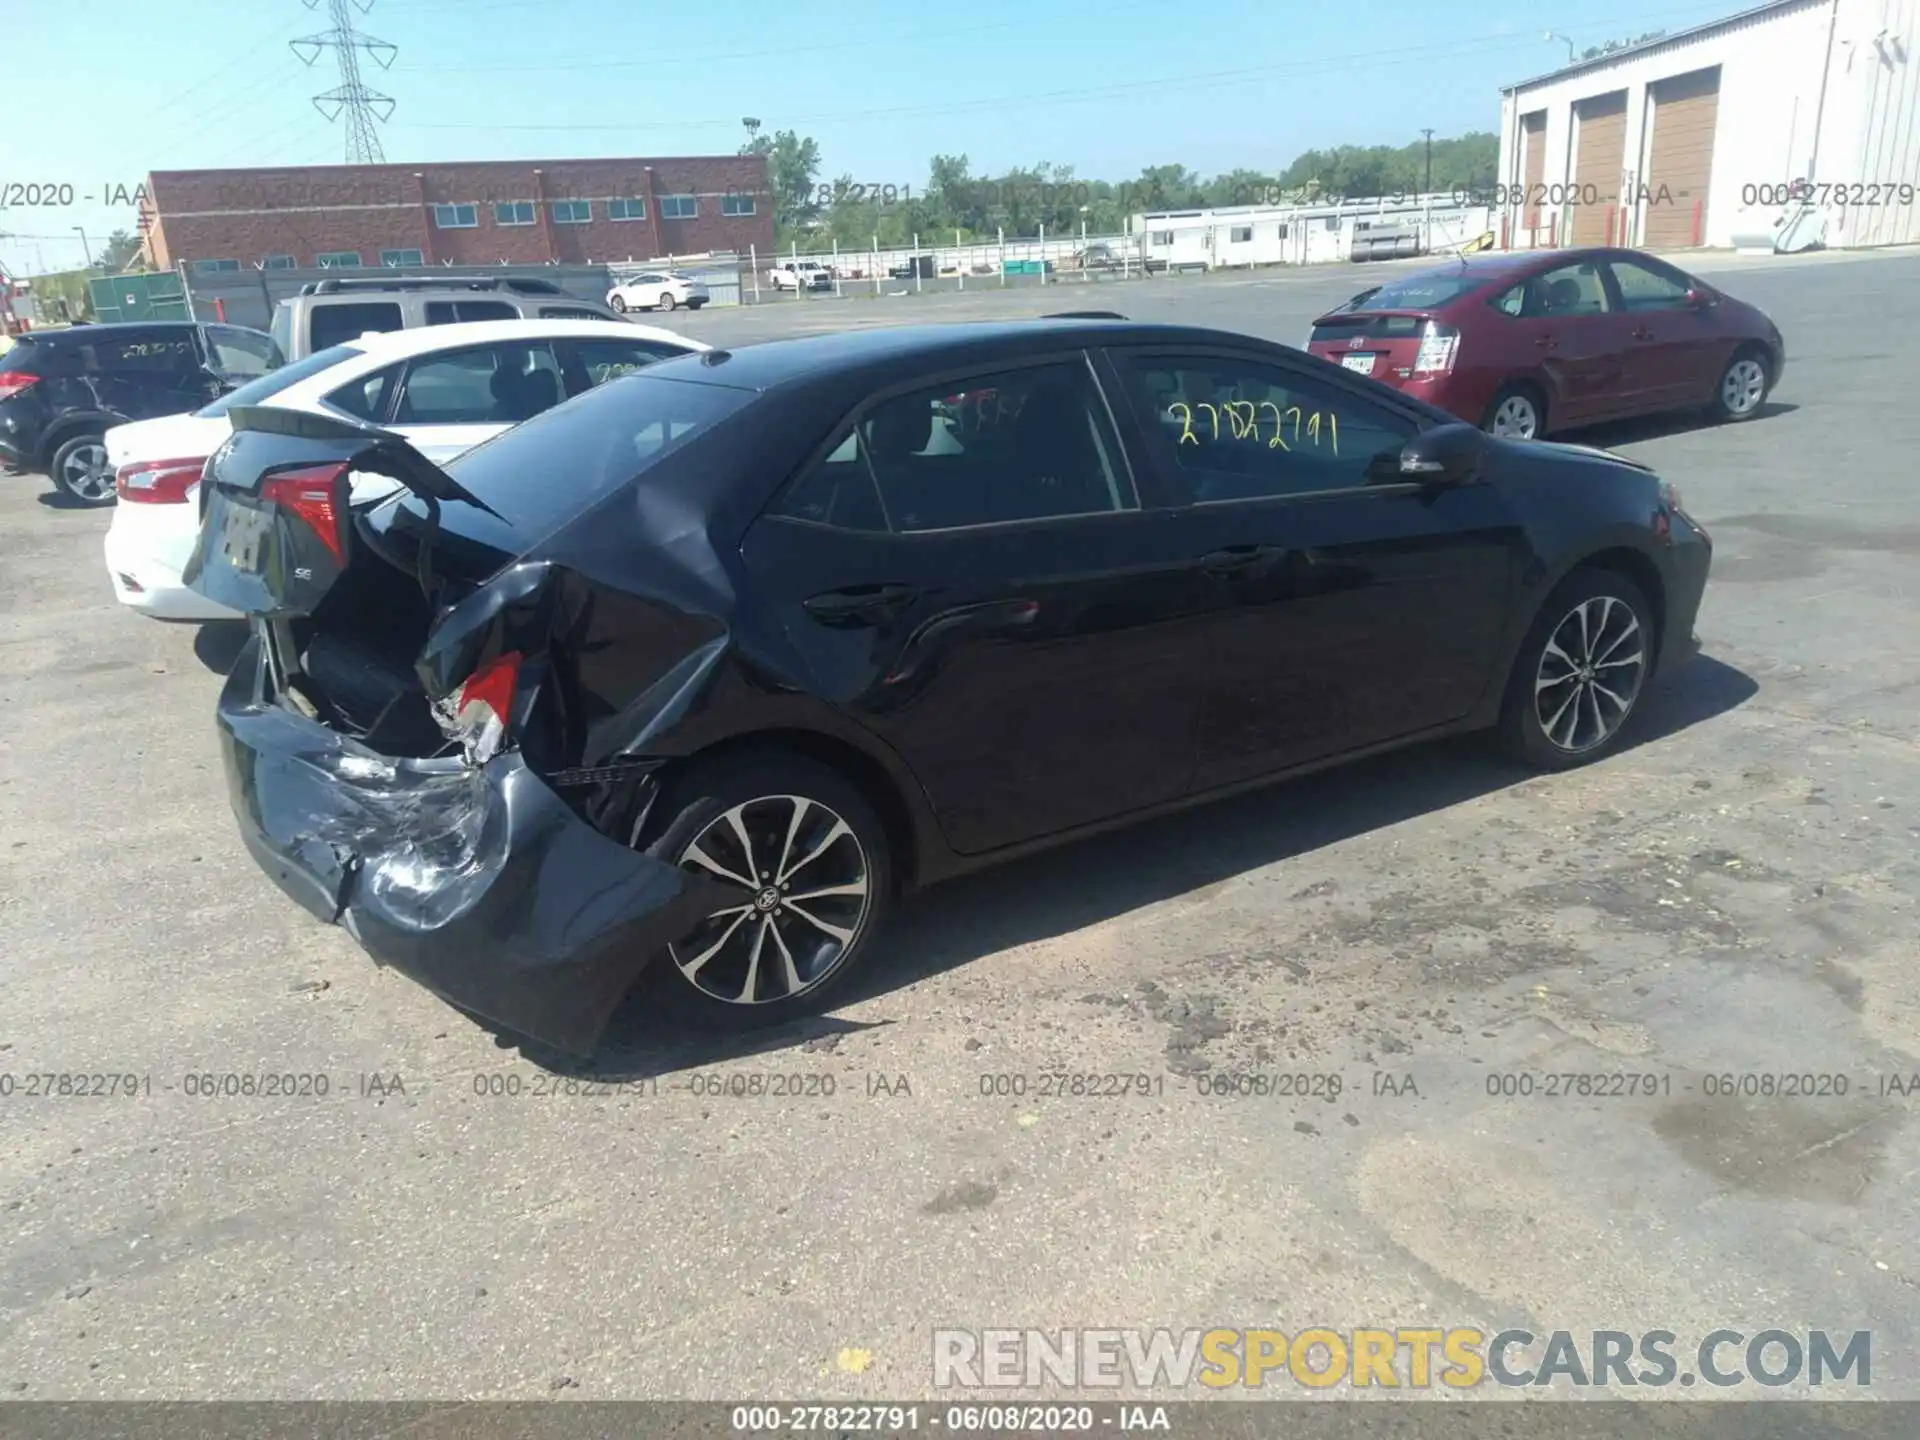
left=541, top=306, right=610, bottom=320
left=772, top=362, right=1136, bottom=534
left=393, top=342, right=563, bottom=425
left=309, top=301, right=405, bottom=352
left=198, top=343, right=364, bottom=417
left=561, top=338, right=692, bottom=392
left=87, top=331, right=200, bottom=375
left=424, top=300, right=519, bottom=325
left=325, top=364, right=400, bottom=421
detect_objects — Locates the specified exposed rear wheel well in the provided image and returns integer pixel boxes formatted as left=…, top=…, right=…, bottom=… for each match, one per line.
left=1570, top=547, right=1666, bottom=664
left=38, top=416, right=107, bottom=470
left=660, top=729, right=921, bottom=892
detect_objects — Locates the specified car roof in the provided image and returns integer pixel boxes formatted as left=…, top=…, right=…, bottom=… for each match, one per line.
left=638, top=319, right=1267, bottom=392
left=30, top=320, right=207, bottom=342
left=340, top=317, right=709, bottom=360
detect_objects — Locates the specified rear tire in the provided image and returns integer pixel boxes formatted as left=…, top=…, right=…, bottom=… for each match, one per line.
left=658, top=293, right=678, bottom=311
left=1710, top=346, right=1770, bottom=422
left=610, top=294, right=628, bottom=312
left=636, top=751, right=893, bottom=1029
left=1496, top=568, right=1655, bottom=770
left=1482, top=384, right=1546, bottom=440
left=49, top=432, right=115, bottom=505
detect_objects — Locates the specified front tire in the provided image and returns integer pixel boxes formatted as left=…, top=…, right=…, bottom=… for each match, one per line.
left=637, top=752, right=893, bottom=1028
left=49, top=432, right=115, bottom=505
left=610, top=294, right=628, bottom=312
left=1711, top=347, right=1770, bottom=422
left=1482, top=384, right=1546, bottom=440
left=1496, top=568, right=1655, bottom=770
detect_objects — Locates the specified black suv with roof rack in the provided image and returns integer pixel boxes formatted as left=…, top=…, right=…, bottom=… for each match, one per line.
left=0, top=320, right=281, bottom=504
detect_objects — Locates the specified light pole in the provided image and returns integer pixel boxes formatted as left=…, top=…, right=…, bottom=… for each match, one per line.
left=1544, top=31, right=1576, bottom=64
left=1421, top=128, right=1434, bottom=194
left=73, top=226, right=94, bottom=269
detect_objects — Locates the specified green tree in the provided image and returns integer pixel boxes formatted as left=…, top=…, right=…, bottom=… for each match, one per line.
left=97, top=229, right=143, bottom=272
left=743, top=127, right=823, bottom=242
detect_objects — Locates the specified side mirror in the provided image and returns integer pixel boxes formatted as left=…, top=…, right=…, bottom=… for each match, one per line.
left=1385, top=421, right=1485, bottom=484
left=1684, top=287, right=1717, bottom=309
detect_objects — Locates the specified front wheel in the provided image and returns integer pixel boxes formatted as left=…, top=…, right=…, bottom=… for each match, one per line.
left=637, top=752, right=893, bottom=1028
left=1711, top=348, right=1769, bottom=422
left=50, top=432, right=115, bottom=505
left=609, top=294, right=628, bottom=313
left=1496, top=569, right=1655, bottom=770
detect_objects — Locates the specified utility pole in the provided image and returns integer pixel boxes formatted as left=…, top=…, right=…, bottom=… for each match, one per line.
left=292, top=0, right=397, bottom=164
left=1421, top=129, right=1434, bottom=195
left=73, top=227, right=94, bottom=269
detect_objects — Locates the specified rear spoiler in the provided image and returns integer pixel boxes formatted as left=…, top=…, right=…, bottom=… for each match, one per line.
left=225, top=405, right=502, bottom=517
left=1041, top=310, right=1128, bottom=320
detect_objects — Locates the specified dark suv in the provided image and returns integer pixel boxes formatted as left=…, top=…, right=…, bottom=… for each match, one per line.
left=0, top=320, right=282, bottom=503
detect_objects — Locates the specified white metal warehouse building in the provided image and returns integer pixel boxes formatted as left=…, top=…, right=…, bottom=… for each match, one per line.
left=1496, top=0, right=1920, bottom=252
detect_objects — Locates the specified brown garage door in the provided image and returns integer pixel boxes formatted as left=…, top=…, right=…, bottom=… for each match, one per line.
left=1643, top=67, right=1721, bottom=248
left=1520, top=111, right=1547, bottom=230
left=1571, top=90, right=1628, bottom=247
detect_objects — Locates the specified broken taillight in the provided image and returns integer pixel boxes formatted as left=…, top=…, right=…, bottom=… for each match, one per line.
left=437, top=650, right=524, bottom=764
left=260, top=462, right=350, bottom=564
left=1412, top=321, right=1460, bottom=375
left=117, top=456, right=208, bottom=504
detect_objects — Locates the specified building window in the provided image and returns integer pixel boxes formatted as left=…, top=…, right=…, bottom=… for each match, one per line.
left=261, top=254, right=296, bottom=270
left=380, top=248, right=425, bottom=267
left=660, top=194, right=697, bottom=220
left=317, top=251, right=362, bottom=268
left=1229, top=226, right=1253, bottom=243
left=1276, top=224, right=1289, bottom=240
left=432, top=203, right=478, bottom=229
left=551, top=199, right=592, bottom=225
left=608, top=197, right=647, bottom=221
left=1150, top=230, right=1173, bottom=245
left=192, top=258, right=241, bottom=274
left=1324, top=216, right=1340, bottom=231
left=494, top=200, right=536, bottom=226
left=721, top=193, right=756, bottom=217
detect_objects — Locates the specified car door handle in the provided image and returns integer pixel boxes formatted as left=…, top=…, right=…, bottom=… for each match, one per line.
left=1630, top=327, right=1656, bottom=341
left=1535, top=335, right=1558, bottom=350
left=803, top=583, right=920, bottom=627
left=1200, top=545, right=1285, bottom=576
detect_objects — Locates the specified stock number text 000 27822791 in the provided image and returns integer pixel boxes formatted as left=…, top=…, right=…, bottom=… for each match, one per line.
left=1169, top=400, right=1341, bottom=457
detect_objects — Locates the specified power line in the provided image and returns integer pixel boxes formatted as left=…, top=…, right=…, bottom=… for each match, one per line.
left=292, top=0, right=397, bottom=163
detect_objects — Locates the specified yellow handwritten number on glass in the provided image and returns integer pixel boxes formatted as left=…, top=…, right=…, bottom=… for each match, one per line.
left=1169, top=401, right=1197, bottom=445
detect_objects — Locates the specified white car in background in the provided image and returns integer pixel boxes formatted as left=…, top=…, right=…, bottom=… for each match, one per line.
left=606, top=271, right=709, bottom=312
left=102, top=317, right=705, bottom=622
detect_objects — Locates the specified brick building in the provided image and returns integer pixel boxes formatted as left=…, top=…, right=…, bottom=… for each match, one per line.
left=138, top=155, right=774, bottom=273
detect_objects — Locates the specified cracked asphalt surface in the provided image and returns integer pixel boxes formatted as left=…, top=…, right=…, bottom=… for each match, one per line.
left=1, top=249, right=1916, bottom=1401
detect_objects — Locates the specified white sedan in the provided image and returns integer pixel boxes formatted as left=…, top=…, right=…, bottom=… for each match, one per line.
left=606, top=271, right=709, bottom=312
left=103, top=317, right=705, bottom=622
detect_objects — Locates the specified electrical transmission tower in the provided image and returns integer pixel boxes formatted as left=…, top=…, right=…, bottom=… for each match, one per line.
left=291, top=0, right=397, bottom=164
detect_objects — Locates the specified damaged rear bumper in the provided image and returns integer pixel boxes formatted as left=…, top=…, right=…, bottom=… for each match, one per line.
left=214, top=634, right=722, bottom=1055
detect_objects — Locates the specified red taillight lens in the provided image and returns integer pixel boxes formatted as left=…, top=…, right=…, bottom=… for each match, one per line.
left=0, top=370, right=38, bottom=400
left=116, top=456, right=208, bottom=504
left=260, top=462, right=350, bottom=564
left=442, top=650, right=523, bottom=761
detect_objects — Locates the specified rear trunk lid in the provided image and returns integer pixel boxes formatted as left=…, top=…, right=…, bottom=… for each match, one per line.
left=1304, top=308, right=1444, bottom=383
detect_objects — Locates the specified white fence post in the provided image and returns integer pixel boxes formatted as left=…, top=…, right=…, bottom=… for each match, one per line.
left=833, top=238, right=842, bottom=296
left=873, top=234, right=881, bottom=295
left=1038, top=223, right=1046, bottom=284
left=998, top=226, right=1006, bottom=286
left=913, top=233, right=922, bottom=293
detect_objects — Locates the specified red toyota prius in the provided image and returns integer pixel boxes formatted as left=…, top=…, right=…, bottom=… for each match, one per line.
left=1304, top=247, right=1785, bottom=440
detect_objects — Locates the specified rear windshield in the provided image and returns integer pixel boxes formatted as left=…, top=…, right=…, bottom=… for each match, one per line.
left=197, top=344, right=363, bottom=416
left=1339, top=272, right=1492, bottom=313
left=0, top=338, right=42, bottom=374
left=440, top=372, right=756, bottom=538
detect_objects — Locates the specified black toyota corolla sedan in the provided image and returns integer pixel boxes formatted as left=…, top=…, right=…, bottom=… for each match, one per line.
left=184, top=318, right=1710, bottom=1053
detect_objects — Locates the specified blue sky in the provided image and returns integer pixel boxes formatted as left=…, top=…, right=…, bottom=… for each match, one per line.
left=7, top=0, right=1738, bottom=274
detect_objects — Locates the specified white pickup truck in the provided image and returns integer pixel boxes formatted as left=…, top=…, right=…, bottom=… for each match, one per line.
left=767, top=260, right=834, bottom=293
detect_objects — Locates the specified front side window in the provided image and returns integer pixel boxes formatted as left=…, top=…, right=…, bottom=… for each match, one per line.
left=773, top=363, right=1136, bottom=534
left=1515, top=261, right=1610, bottom=318
left=432, top=203, right=478, bottom=229
left=551, top=199, right=592, bottom=224
left=494, top=201, right=536, bottom=226
left=308, top=301, right=403, bottom=352
left=316, top=251, right=362, bottom=269
left=608, top=197, right=647, bottom=221
left=1608, top=258, right=1692, bottom=311
left=661, top=194, right=697, bottom=220
left=1119, top=353, right=1416, bottom=504
left=393, top=341, right=563, bottom=425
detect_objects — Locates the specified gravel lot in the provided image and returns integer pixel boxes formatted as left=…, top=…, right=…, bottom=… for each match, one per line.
left=2, top=249, right=1917, bottom=1402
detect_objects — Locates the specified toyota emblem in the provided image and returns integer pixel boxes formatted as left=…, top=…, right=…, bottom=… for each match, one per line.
left=1349, top=336, right=1365, bottom=349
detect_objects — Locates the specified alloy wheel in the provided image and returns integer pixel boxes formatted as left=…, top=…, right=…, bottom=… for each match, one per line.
left=667, top=794, right=871, bottom=1005
left=1533, top=595, right=1646, bottom=754
left=61, top=441, right=114, bottom=501
left=1490, top=394, right=1539, bottom=439
left=1721, top=357, right=1766, bottom=416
